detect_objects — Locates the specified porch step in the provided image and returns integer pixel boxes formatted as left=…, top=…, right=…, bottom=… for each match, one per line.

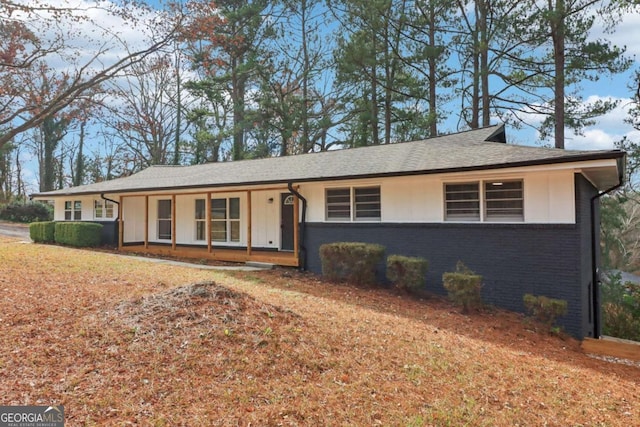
left=245, top=261, right=276, bottom=270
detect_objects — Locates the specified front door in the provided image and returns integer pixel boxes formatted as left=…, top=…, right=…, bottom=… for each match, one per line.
left=280, top=193, right=295, bottom=251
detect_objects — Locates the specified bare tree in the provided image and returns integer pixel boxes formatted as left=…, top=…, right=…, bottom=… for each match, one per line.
left=100, top=54, right=185, bottom=172
left=0, top=1, right=181, bottom=149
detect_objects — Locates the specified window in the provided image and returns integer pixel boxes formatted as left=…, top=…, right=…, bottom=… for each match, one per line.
left=326, top=188, right=351, bottom=220
left=157, top=199, right=172, bottom=240
left=211, top=197, right=240, bottom=243
left=354, top=187, right=381, bottom=220
left=195, top=199, right=206, bottom=241
left=64, top=201, right=82, bottom=220
left=485, top=181, right=523, bottom=221
left=94, top=200, right=114, bottom=219
left=445, top=183, right=480, bottom=221
left=444, top=180, right=524, bottom=222
left=326, top=186, right=381, bottom=221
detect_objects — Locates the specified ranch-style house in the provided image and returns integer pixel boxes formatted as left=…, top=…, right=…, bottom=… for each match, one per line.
left=32, top=124, right=625, bottom=339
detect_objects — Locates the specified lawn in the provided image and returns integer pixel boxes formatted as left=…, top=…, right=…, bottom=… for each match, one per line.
left=0, top=236, right=638, bottom=426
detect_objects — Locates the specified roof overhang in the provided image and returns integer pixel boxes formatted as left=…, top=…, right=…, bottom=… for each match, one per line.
left=31, top=152, right=625, bottom=200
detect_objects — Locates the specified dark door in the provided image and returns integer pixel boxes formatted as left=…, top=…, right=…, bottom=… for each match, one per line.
left=280, top=193, right=295, bottom=251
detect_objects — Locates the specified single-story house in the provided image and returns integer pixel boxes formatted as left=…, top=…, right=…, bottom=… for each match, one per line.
left=32, top=124, right=625, bottom=339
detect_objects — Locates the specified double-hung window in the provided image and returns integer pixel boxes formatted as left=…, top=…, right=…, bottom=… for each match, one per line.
left=94, top=200, right=114, bottom=219
left=211, top=197, right=240, bottom=243
left=444, top=180, right=523, bottom=222
left=64, top=201, right=82, bottom=220
left=326, top=186, right=381, bottom=221
left=157, top=199, right=172, bottom=240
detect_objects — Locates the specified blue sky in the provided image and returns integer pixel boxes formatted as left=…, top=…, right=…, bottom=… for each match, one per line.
left=147, top=1, right=640, bottom=151
left=11, top=1, right=640, bottom=192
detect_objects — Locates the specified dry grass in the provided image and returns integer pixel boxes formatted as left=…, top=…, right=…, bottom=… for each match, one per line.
left=0, top=235, right=638, bottom=426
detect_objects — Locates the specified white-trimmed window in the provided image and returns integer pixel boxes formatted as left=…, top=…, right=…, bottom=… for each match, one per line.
left=444, top=183, right=480, bottom=221
left=326, top=186, right=381, bottom=221
left=94, top=200, right=114, bottom=219
left=195, top=199, right=206, bottom=241
left=484, top=180, right=524, bottom=221
left=64, top=201, right=82, bottom=220
left=326, top=188, right=351, bottom=220
left=157, top=199, right=172, bottom=240
left=444, top=180, right=523, bottom=222
left=211, top=197, right=240, bottom=243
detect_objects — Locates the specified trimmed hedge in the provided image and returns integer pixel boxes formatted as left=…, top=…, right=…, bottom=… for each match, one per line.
left=319, top=242, right=385, bottom=286
left=29, top=221, right=56, bottom=243
left=0, top=202, right=52, bottom=223
left=523, top=294, right=568, bottom=329
left=55, top=222, right=103, bottom=247
left=386, top=255, right=428, bottom=294
left=442, top=261, right=483, bottom=313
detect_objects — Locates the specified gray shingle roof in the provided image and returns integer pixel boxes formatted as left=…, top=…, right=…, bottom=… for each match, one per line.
left=33, top=125, right=624, bottom=197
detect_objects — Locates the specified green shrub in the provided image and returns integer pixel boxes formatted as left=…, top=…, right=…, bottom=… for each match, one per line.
left=29, top=221, right=56, bottom=243
left=319, top=242, right=385, bottom=286
left=442, top=261, right=483, bottom=313
left=0, top=202, right=52, bottom=223
left=386, top=255, right=428, bottom=294
left=601, top=272, right=640, bottom=341
left=523, top=294, right=568, bottom=330
left=55, top=222, right=103, bottom=247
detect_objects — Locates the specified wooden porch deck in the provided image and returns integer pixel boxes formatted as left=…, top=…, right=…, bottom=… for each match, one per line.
left=120, top=244, right=299, bottom=267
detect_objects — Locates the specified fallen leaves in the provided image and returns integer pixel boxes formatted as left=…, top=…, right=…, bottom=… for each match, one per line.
left=0, top=237, right=639, bottom=425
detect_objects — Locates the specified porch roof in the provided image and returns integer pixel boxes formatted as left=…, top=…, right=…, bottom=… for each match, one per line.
left=33, top=124, right=624, bottom=198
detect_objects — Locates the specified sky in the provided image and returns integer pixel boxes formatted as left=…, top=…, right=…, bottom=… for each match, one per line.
left=520, top=10, right=640, bottom=150
left=9, top=0, right=640, bottom=193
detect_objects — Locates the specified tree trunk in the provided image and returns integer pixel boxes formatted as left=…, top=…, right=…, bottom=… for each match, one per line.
left=479, top=0, right=490, bottom=127
left=301, top=0, right=311, bottom=153
left=428, top=0, right=438, bottom=136
left=73, top=121, right=85, bottom=187
left=551, top=0, right=565, bottom=149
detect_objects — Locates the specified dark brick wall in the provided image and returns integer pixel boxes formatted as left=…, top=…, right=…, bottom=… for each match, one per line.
left=575, top=174, right=600, bottom=338
left=93, top=221, right=119, bottom=247
left=303, top=176, right=599, bottom=339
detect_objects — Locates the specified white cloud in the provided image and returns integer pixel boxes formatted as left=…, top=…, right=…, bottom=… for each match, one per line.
left=592, top=5, right=640, bottom=59
left=564, top=95, right=638, bottom=150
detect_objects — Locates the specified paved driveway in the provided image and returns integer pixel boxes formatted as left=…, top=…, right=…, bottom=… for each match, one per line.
left=0, top=222, right=30, bottom=240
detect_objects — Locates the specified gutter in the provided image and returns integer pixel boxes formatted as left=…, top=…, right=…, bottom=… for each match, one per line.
left=589, top=156, right=625, bottom=337
left=287, top=182, right=307, bottom=271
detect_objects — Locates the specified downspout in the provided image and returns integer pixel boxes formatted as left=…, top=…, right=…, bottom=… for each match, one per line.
left=100, top=193, right=120, bottom=221
left=101, top=193, right=121, bottom=247
left=288, top=182, right=307, bottom=271
left=589, top=159, right=624, bottom=338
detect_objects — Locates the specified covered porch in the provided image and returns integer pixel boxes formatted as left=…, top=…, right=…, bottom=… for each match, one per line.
left=115, top=185, right=302, bottom=268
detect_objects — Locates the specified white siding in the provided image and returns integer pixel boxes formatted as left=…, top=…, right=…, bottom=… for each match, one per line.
left=123, top=196, right=145, bottom=242
left=175, top=195, right=198, bottom=244
left=302, top=168, right=577, bottom=224
left=251, top=190, right=280, bottom=248
left=53, top=196, right=119, bottom=222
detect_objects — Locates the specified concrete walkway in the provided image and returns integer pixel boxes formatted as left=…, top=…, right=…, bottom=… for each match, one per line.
left=109, top=254, right=273, bottom=272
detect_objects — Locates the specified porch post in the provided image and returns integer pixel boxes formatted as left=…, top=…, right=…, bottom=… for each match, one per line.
left=206, top=192, right=212, bottom=253
left=144, top=195, right=149, bottom=249
left=118, top=196, right=123, bottom=250
left=247, top=190, right=252, bottom=256
left=171, top=194, right=176, bottom=251
left=293, top=191, right=299, bottom=261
